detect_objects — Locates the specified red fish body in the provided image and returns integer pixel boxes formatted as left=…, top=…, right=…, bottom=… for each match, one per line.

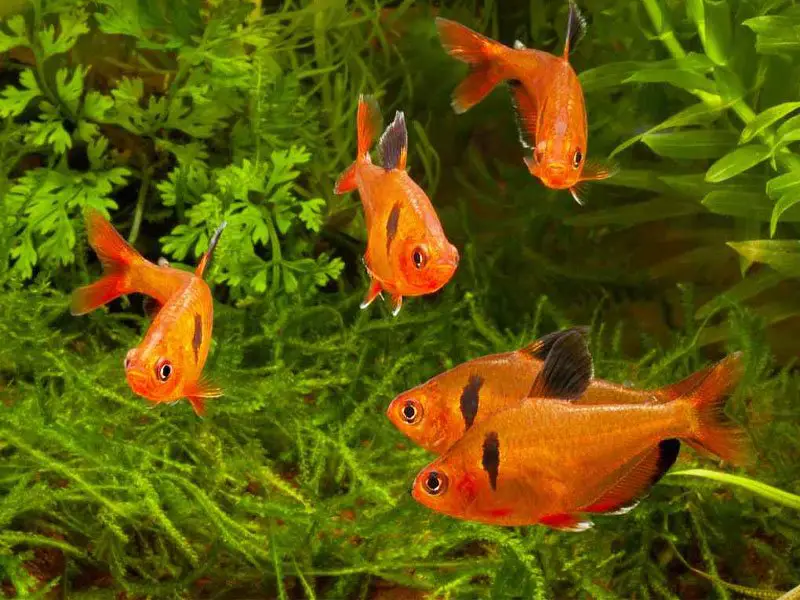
left=388, top=327, right=740, bottom=455
left=412, top=331, right=747, bottom=530
left=71, top=210, right=225, bottom=416
left=334, top=95, right=459, bottom=315
left=436, top=2, right=615, bottom=203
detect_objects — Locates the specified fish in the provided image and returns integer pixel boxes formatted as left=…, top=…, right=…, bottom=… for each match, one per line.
left=435, top=2, right=616, bottom=204
left=388, top=327, right=741, bottom=455
left=333, top=95, right=460, bottom=316
left=411, top=330, right=747, bottom=529
left=71, top=210, right=226, bottom=416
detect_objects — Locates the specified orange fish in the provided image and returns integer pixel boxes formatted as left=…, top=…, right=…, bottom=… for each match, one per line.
left=388, top=327, right=737, bottom=455
left=436, top=2, right=615, bottom=204
left=412, top=330, right=747, bottom=530
left=334, top=95, right=459, bottom=315
left=71, top=210, right=225, bottom=416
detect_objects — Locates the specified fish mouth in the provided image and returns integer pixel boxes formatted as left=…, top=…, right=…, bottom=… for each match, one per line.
left=539, top=163, right=575, bottom=189
left=125, top=369, right=150, bottom=395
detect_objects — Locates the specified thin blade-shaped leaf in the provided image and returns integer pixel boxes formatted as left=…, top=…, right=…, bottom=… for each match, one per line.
left=705, top=144, right=771, bottom=182
left=702, top=190, right=800, bottom=221
left=770, top=193, right=800, bottom=236
left=740, top=102, right=800, bottom=144
left=566, top=196, right=701, bottom=228
left=767, top=171, right=800, bottom=199
left=669, top=469, right=800, bottom=510
left=625, top=69, right=716, bottom=94
left=695, top=269, right=785, bottom=319
left=728, top=240, right=800, bottom=277
left=643, top=130, right=737, bottom=159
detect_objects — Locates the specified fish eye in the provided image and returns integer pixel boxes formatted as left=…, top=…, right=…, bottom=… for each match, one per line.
left=401, top=399, right=422, bottom=425
left=412, top=247, right=427, bottom=270
left=423, top=471, right=448, bottom=496
left=573, top=149, right=583, bottom=168
left=156, top=358, right=173, bottom=382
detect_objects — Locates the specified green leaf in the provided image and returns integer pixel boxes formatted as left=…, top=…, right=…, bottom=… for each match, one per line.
left=705, top=144, right=771, bottom=182
left=702, top=0, right=733, bottom=67
left=728, top=240, right=800, bottom=278
left=37, top=12, right=89, bottom=56
left=642, top=130, right=737, bottom=159
left=743, top=15, right=800, bottom=54
left=701, top=190, right=800, bottom=222
left=55, top=67, right=86, bottom=115
left=624, top=69, right=716, bottom=94
left=0, top=70, right=41, bottom=118
left=0, top=15, right=29, bottom=53
left=670, top=469, right=800, bottom=510
left=770, top=193, right=800, bottom=236
left=766, top=171, right=800, bottom=199
left=298, top=198, right=326, bottom=232
left=566, top=196, right=701, bottom=228
left=694, top=269, right=784, bottom=319
left=741, top=102, right=800, bottom=144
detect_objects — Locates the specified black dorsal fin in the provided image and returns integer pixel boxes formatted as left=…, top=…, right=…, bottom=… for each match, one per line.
left=520, top=326, right=590, bottom=361
left=378, top=111, right=408, bottom=171
left=564, top=1, right=587, bottom=58
left=528, top=329, right=593, bottom=400
left=195, top=220, right=227, bottom=278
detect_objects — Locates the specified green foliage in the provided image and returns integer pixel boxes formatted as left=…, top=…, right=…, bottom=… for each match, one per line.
left=2, top=0, right=800, bottom=598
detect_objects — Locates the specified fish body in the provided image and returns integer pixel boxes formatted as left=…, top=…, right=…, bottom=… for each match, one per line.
left=436, top=2, right=615, bottom=203
left=334, top=95, right=459, bottom=315
left=412, top=331, right=746, bottom=529
left=388, top=327, right=729, bottom=455
left=71, top=210, right=225, bottom=416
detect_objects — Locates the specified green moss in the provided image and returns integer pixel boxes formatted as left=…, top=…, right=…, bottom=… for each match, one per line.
left=1, top=0, right=799, bottom=598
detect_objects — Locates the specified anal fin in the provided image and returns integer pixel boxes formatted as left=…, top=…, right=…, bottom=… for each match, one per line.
left=580, top=439, right=681, bottom=515
left=539, top=513, right=593, bottom=532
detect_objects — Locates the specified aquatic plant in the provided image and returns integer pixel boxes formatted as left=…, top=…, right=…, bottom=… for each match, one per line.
left=1, top=0, right=799, bottom=598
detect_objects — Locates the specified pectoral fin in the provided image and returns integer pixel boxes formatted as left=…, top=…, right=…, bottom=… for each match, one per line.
left=185, top=378, right=223, bottom=417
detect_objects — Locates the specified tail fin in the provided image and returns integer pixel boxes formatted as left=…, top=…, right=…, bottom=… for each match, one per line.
left=195, top=220, right=227, bottom=278
left=680, top=353, right=748, bottom=465
left=70, top=210, right=143, bottom=316
left=435, top=18, right=507, bottom=114
left=334, top=95, right=382, bottom=194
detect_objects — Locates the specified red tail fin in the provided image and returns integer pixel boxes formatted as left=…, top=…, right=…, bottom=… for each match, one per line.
left=334, top=95, right=381, bottom=194
left=435, top=18, right=507, bottom=114
left=682, top=353, right=748, bottom=465
left=70, top=210, right=143, bottom=315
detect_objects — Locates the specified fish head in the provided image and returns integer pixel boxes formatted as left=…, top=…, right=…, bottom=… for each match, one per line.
left=524, top=138, right=586, bottom=190
left=387, top=380, right=455, bottom=454
left=124, top=346, right=184, bottom=403
left=411, top=455, right=478, bottom=518
left=393, top=233, right=459, bottom=296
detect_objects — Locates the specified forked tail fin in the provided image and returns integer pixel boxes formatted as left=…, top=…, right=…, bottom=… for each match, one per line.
left=435, top=18, right=508, bottom=114
left=334, top=94, right=382, bottom=194
left=70, top=210, right=144, bottom=316
left=678, top=353, right=749, bottom=465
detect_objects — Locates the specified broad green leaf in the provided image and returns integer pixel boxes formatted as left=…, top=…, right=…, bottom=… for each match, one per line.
left=624, top=69, right=716, bottom=94
left=743, top=15, right=800, bottom=54
left=579, top=55, right=713, bottom=93
left=728, top=240, right=800, bottom=277
left=611, top=102, right=723, bottom=158
left=740, top=102, right=800, bottom=144
left=703, top=0, right=733, bottom=67
left=770, top=193, right=800, bottom=236
left=713, top=65, right=744, bottom=102
left=642, top=130, right=737, bottom=159
left=701, top=190, right=800, bottom=221
left=670, top=469, right=800, bottom=510
left=767, top=171, right=800, bottom=199
left=566, top=196, right=701, bottom=228
left=705, top=144, right=771, bottom=182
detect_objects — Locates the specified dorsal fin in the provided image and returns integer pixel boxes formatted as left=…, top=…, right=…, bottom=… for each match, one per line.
left=520, top=326, right=590, bottom=361
left=580, top=439, right=681, bottom=515
left=528, top=329, right=593, bottom=400
left=513, top=39, right=527, bottom=50
left=564, top=1, right=587, bottom=59
left=378, top=111, right=408, bottom=171
left=195, top=220, right=227, bottom=278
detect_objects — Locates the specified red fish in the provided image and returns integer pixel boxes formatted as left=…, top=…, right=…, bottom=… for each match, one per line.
left=71, top=210, right=225, bottom=416
left=436, top=2, right=615, bottom=204
left=388, top=327, right=736, bottom=455
left=412, top=330, right=747, bottom=529
left=334, top=95, right=459, bottom=315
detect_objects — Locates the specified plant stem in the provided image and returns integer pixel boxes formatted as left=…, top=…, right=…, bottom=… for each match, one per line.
left=128, top=163, right=152, bottom=245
